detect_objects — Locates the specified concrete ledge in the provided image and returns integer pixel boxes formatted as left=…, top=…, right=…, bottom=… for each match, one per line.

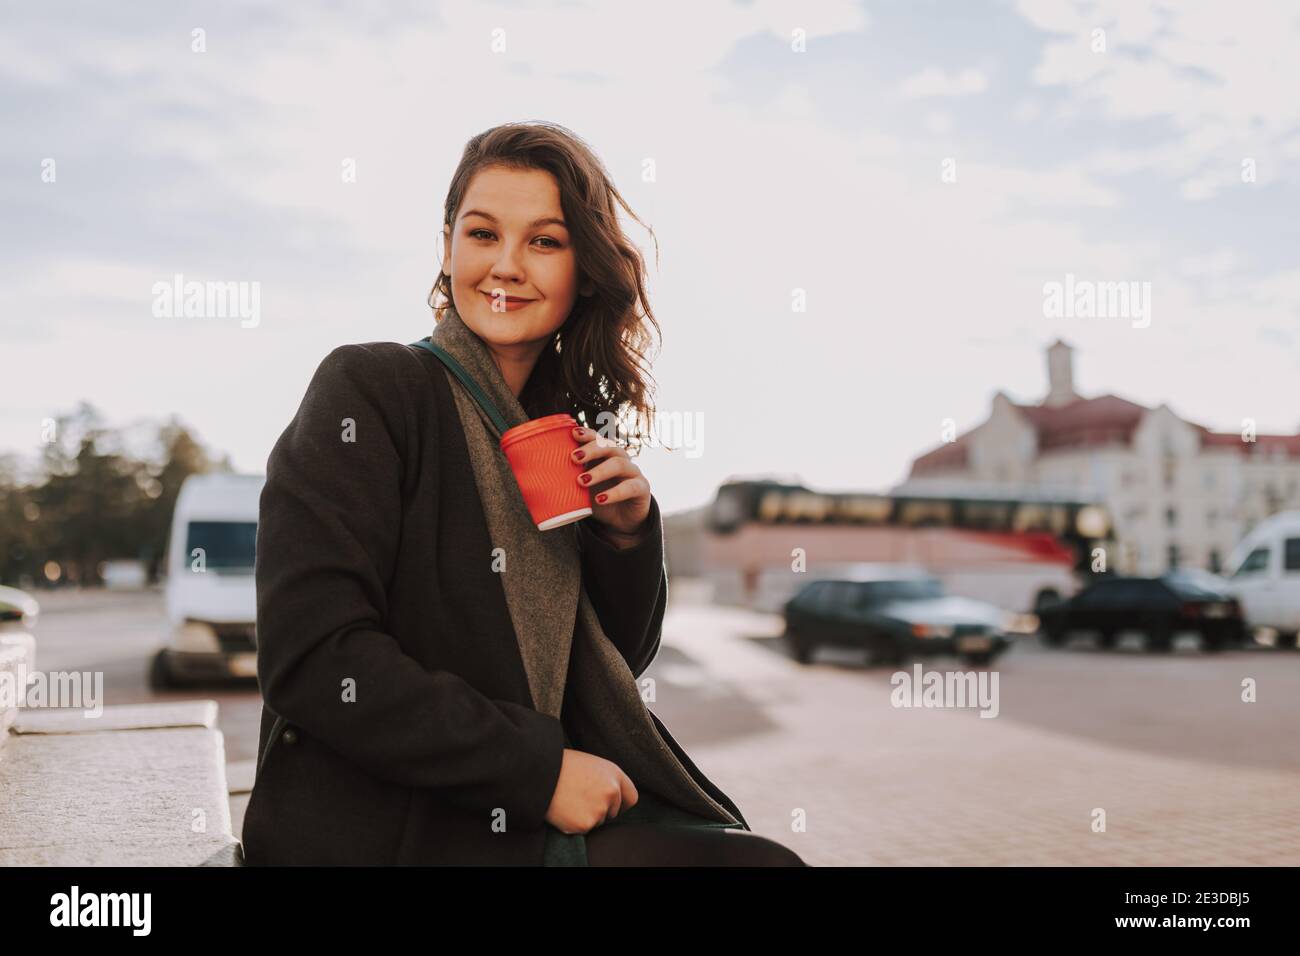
left=0, top=701, right=242, bottom=866
left=13, top=699, right=217, bottom=735
left=0, top=630, right=36, bottom=671
left=0, top=637, right=30, bottom=738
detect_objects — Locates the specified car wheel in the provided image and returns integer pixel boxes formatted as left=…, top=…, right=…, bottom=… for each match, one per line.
left=1276, top=631, right=1299, bottom=650
left=1041, top=624, right=1066, bottom=647
left=871, top=642, right=906, bottom=668
left=148, top=649, right=176, bottom=690
left=1146, top=624, right=1174, bottom=653
left=962, top=651, right=994, bottom=667
left=1097, top=629, right=1118, bottom=650
left=786, top=630, right=814, bottom=664
left=1034, top=589, right=1062, bottom=614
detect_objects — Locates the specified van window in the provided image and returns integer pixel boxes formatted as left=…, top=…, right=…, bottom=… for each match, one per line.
left=1285, top=538, right=1300, bottom=573
left=184, top=521, right=258, bottom=572
left=1233, top=547, right=1270, bottom=577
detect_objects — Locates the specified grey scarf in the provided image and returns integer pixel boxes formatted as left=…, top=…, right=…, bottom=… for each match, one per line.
left=426, top=303, right=738, bottom=825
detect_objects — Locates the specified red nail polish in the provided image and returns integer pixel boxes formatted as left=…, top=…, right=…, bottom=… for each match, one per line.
left=580, top=473, right=591, bottom=484
left=596, top=493, right=607, bottom=503
left=574, top=450, right=584, bottom=460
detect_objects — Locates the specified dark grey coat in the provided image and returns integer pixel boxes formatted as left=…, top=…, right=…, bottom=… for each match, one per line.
left=241, top=342, right=747, bottom=865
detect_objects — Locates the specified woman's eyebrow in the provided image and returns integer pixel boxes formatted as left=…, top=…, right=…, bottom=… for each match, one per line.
left=461, top=209, right=567, bottom=229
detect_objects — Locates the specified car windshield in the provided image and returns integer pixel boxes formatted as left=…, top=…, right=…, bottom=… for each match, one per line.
left=859, top=578, right=944, bottom=603
left=184, top=521, right=257, bottom=572
left=1161, top=570, right=1228, bottom=599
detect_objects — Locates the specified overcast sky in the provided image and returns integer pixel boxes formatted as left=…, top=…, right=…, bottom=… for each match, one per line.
left=4, top=0, right=1299, bottom=514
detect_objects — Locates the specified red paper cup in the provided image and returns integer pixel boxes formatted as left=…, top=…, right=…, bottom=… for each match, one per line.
left=499, top=413, right=593, bottom=531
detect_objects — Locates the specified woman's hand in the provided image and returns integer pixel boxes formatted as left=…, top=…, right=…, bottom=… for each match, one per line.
left=546, top=748, right=639, bottom=834
left=570, top=425, right=651, bottom=543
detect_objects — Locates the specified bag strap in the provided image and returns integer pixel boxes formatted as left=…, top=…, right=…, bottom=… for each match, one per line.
left=409, top=337, right=510, bottom=435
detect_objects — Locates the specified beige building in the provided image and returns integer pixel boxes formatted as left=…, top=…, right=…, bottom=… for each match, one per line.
left=899, top=341, right=1300, bottom=575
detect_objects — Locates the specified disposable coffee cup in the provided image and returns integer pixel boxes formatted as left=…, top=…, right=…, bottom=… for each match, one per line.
left=499, top=413, right=594, bottom=531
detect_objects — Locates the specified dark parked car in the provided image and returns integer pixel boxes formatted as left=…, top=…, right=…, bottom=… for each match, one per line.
left=1037, top=572, right=1247, bottom=652
left=781, top=567, right=1019, bottom=666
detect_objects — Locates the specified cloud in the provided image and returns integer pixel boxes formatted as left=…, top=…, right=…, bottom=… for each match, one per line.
left=1018, top=0, right=1300, bottom=199
left=899, top=67, right=990, bottom=98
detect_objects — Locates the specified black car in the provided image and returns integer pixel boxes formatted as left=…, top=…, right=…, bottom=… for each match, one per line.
left=1037, top=572, right=1247, bottom=652
left=781, top=568, right=1020, bottom=667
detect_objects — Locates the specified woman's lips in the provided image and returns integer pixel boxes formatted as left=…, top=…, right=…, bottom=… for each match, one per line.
left=481, top=290, right=534, bottom=311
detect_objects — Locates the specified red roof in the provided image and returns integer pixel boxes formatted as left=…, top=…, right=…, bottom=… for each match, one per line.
left=909, top=394, right=1300, bottom=475
left=1017, top=395, right=1148, bottom=452
left=1196, top=427, right=1300, bottom=457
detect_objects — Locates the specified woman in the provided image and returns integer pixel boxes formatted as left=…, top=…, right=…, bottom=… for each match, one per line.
left=242, top=121, right=805, bottom=866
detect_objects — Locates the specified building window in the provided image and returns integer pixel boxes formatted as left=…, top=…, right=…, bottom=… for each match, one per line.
left=1165, top=507, right=1177, bottom=527
left=1167, top=544, right=1181, bottom=571
left=1208, top=549, right=1222, bottom=573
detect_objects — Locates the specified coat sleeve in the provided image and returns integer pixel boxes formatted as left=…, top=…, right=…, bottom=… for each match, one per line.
left=254, top=343, right=566, bottom=831
left=576, top=494, right=668, bottom=679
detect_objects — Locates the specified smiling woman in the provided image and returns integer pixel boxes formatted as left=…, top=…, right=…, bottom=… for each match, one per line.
left=427, top=124, right=663, bottom=448
left=242, top=121, right=806, bottom=867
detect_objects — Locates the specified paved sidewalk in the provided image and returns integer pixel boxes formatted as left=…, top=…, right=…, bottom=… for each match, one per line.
left=654, top=587, right=1300, bottom=867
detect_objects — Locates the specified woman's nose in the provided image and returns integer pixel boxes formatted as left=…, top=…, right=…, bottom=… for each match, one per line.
left=491, top=249, right=525, bottom=281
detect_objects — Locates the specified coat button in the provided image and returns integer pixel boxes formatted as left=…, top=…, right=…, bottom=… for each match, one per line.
left=281, top=727, right=298, bottom=745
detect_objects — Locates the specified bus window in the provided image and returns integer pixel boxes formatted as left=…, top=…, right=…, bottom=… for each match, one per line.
left=788, top=492, right=831, bottom=522
left=961, top=501, right=1012, bottom=530
left=834, top=495, right=892, bottom=524
left=898, top=499, right=954, bottom=528
left=1013, top=503, right=1052, bottom=532
left=757, top=490, right=784, bottom=523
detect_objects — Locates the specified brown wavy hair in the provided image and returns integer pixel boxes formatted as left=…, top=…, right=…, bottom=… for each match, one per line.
left=429, top=121, right=664, bottom=455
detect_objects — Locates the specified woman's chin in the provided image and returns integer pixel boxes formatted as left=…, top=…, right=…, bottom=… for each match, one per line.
left=469, top=307, right=560, bottom=346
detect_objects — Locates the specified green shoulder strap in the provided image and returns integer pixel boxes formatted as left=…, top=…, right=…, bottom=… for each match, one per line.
left=409, top=337, right=510, bottom=435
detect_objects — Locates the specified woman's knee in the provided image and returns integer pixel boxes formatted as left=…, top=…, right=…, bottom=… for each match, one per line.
left=722, top=829, right=808, bottom=866
left=585, top=823, right=809, bottom=867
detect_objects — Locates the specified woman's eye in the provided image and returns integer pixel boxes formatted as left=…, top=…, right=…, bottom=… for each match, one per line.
left=467, top=229, right=560, bottom=249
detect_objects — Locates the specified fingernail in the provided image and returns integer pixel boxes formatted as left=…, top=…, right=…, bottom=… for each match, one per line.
left=580, top=473, right=592, bottom=484
left=596, top=493, right=607, bottom=503
left=572, top=428, right=583, bottom=438
left=573, top=450, right=584, bottom=461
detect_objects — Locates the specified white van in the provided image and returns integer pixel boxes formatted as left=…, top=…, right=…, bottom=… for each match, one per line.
left=1224, top=510, right=1300, bottom=648
left=154, top=472, right=265, bottom=686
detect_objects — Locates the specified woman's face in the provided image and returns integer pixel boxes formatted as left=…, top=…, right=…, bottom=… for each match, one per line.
left=442, top=165, right=591, bottom=360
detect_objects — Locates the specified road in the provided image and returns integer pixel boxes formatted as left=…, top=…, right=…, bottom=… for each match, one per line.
left=21, top=583, right=1300, bottom=864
